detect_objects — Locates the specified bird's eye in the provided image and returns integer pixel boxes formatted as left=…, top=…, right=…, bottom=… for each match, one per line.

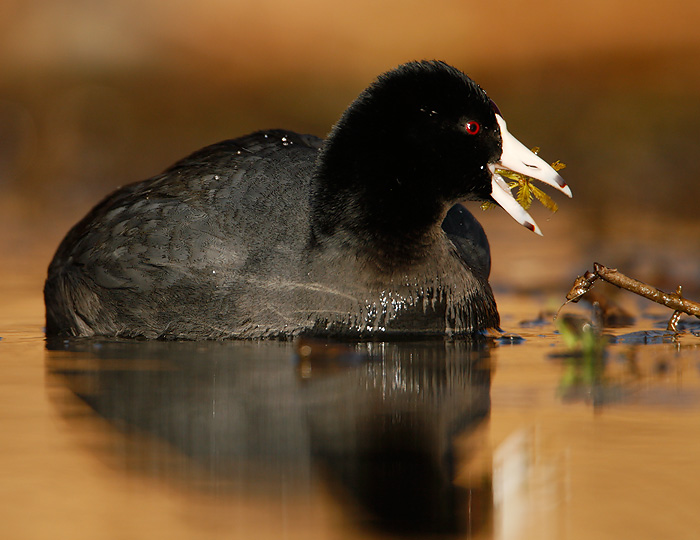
left=465, top=121, right=480, bottom=135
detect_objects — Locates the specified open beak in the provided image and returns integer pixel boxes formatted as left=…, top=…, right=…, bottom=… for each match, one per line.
left=488, top=114, right=572, bottom=236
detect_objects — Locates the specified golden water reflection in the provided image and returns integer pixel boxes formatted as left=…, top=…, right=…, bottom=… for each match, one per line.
left=3, top=276, right=700, bottom=539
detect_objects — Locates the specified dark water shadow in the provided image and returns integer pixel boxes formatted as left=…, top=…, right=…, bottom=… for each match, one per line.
left=45, top=337, right=493, bottom=537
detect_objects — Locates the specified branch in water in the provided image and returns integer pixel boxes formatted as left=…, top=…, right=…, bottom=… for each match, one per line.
left=563, top=262, right=700, bottom=332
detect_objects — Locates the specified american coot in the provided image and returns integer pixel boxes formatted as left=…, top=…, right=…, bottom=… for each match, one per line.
left=44, top=60, right=571, bottom=340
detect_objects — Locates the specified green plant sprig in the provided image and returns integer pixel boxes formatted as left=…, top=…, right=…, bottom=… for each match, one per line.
left=482, top=149, right=566, bottom=212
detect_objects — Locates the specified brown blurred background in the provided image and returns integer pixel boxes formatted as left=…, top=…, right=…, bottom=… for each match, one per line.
left=2, top=0, right=700, bottom=294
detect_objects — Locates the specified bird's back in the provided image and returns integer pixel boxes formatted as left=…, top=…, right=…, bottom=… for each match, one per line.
left=45, top=131, right=324, bottom=339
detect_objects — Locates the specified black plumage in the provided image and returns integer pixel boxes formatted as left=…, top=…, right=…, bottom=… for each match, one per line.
left=45, top=60, right=567, bottom=339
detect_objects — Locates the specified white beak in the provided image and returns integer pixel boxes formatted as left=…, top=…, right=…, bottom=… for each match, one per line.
left=488, top=114, right=572, bottom=235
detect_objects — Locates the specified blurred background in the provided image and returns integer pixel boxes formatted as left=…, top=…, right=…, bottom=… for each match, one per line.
left=2, top=0, right=700, bottom=294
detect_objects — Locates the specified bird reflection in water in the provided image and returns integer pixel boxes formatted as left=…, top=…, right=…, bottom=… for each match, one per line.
left=46, top=337, right=494, bottom=536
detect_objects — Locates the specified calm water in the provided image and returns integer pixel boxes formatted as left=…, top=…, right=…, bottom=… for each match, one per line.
left=3, top=219, right=700, bottom=540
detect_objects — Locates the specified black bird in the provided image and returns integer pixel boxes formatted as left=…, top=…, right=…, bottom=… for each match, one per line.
left=44, top=61, right=571, bottom=340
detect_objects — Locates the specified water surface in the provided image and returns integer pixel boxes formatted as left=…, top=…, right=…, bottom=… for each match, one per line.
left=3, top=243, right=700, bottom=539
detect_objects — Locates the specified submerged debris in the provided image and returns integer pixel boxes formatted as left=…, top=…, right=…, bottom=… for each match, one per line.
left=573, top=290, right=635, bottom=327
left=561, top=262, right=700, bottom=332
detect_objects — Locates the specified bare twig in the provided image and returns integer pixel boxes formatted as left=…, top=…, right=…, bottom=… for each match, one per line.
left=562, top=262, right=700, bottom=330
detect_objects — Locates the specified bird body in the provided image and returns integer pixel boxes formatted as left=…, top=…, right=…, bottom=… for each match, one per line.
left=44, top=61, right=570, bottom=340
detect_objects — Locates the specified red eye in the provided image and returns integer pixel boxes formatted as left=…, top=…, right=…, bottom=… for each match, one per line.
left=465, top=121, right=480, bottom=135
